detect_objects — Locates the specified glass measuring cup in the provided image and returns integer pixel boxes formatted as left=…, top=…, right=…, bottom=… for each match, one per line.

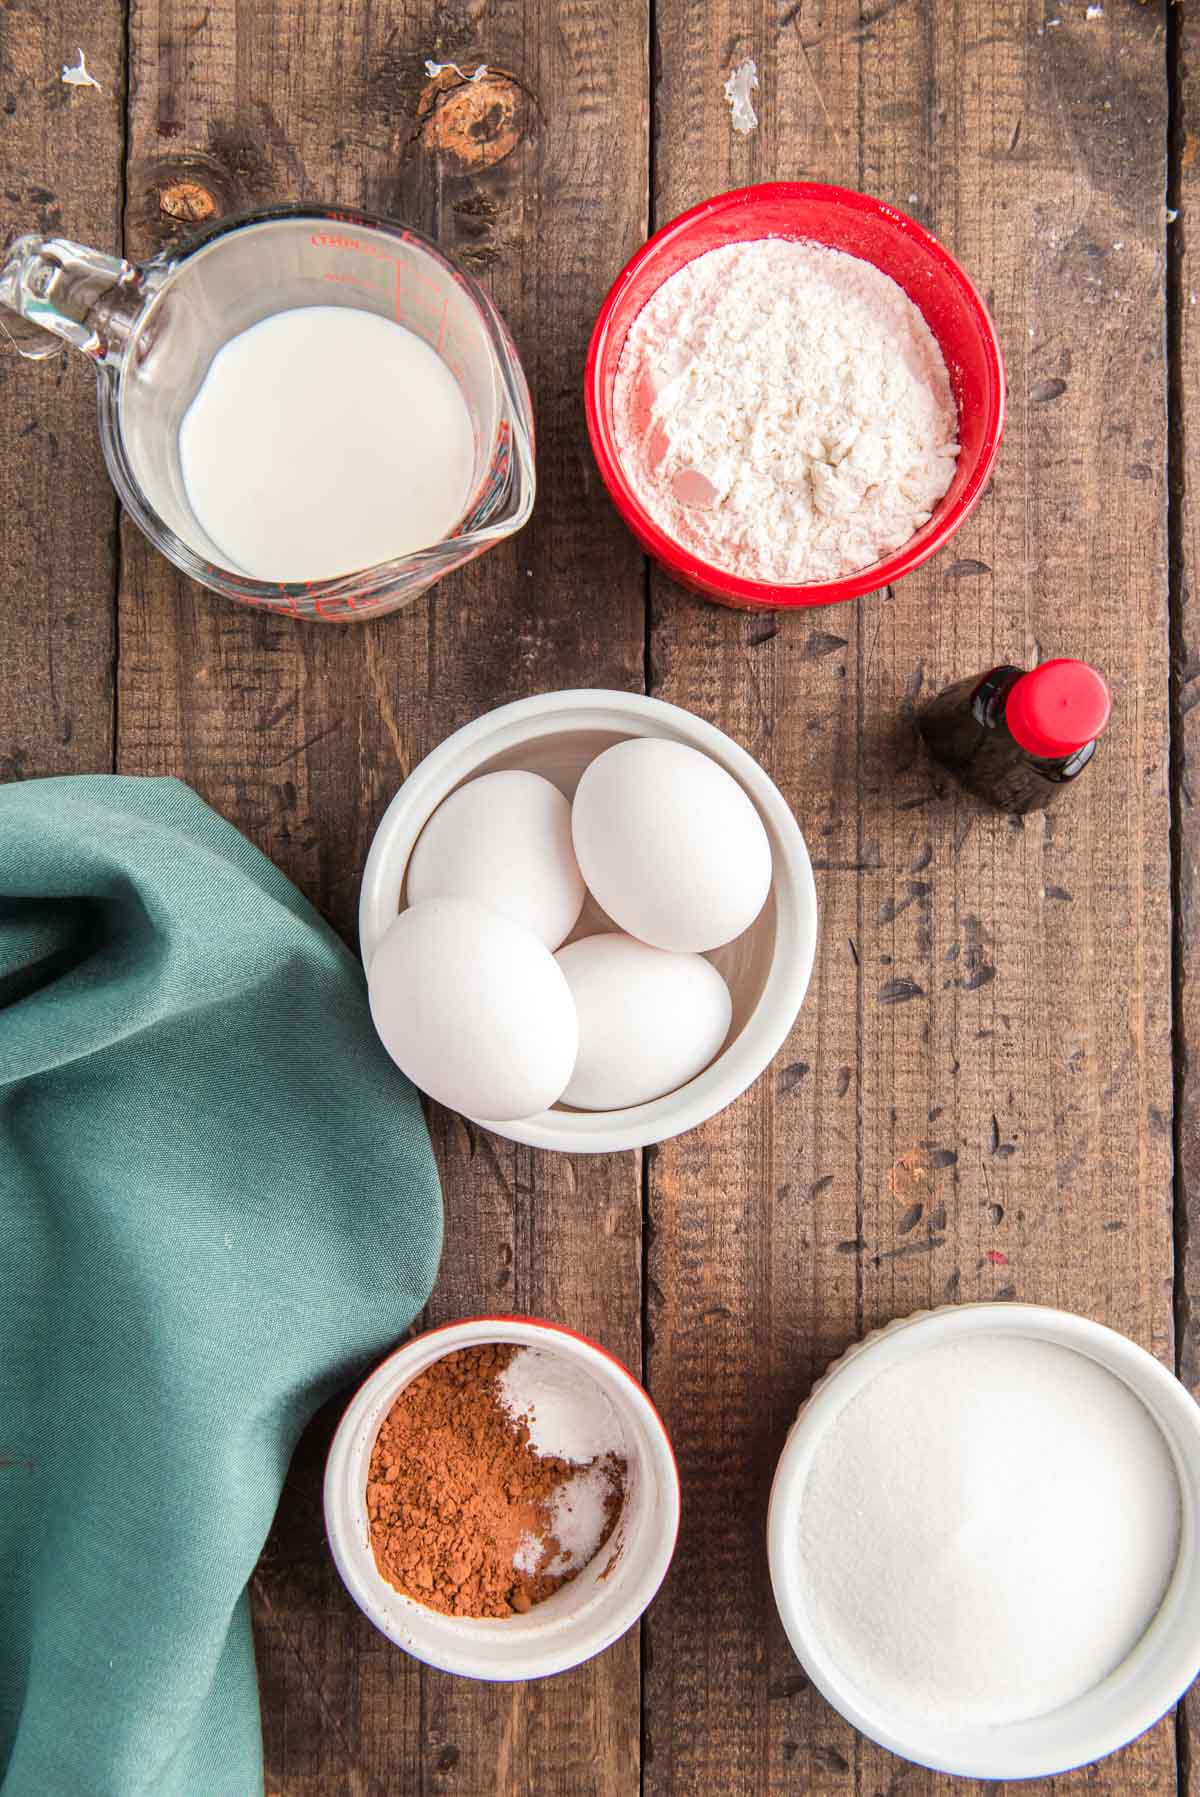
left=0, top=204, right=535, bottom=620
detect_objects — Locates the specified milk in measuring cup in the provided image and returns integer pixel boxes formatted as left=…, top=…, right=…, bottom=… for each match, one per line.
left=179, top=306, right=475, bottom=582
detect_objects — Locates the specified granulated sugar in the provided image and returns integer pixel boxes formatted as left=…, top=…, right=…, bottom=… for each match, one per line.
left=797, top=1335, right=1180, bottom=1726
left=514, top=1462, right=621, bottom=1578
left=613, top=238, right=959, bottom=584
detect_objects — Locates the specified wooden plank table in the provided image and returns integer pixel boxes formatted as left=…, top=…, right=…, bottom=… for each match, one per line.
left=1, top=0, right=1193, bottom=1790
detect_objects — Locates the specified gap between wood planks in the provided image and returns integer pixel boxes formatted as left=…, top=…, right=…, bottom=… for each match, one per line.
left=91, top=0, right=1190, bottom=1786
left=638, top=2, right=1186, bottom=1792
left=1168, top=0, right=1191, bottom=1396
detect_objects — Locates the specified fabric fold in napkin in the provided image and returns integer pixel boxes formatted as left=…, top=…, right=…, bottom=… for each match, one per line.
left=0, top=776, right=443, bottom=1797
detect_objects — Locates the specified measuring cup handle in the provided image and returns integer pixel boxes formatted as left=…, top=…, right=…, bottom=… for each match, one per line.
left=0, top=232, right=144, bottom=363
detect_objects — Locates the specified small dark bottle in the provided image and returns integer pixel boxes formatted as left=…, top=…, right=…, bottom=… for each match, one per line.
left=918, top=658, right=1111, bottom=815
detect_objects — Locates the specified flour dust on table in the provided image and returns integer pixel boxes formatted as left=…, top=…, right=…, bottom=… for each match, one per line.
left=179, top=305, right=475, bottom=581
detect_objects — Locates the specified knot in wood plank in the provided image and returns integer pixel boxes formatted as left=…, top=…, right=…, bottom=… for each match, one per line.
left=418, top=69, right=526, bottom=169
left=159, top=180, right=218, bottom=223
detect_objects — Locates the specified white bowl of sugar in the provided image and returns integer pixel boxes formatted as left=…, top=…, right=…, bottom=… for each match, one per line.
left=767, top=1303, right=1200, bottom=1780
left=324, top=1315, right=680, bottom=1680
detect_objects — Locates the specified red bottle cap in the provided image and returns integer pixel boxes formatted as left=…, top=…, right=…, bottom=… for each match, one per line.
left=1005, top=660, right=1111, bottom=759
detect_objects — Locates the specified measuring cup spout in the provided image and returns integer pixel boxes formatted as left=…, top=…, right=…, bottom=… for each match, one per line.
left=0, top=232, right=144, bottom=364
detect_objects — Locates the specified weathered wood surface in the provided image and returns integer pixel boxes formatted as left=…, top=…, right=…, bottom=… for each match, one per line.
left=119, top=2, right=647, bottom=1794
left=1174, top=1, right=1198, bottom=1787
left=645, top=2, right=1174, bottom=1795
left=0, top=0, right=1190, bottom=1792
left=0, top=2, right=123, bottom=781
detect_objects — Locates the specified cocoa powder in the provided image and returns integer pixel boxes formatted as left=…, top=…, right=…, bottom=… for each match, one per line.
left=367, top=1343, right=625, bottom=1618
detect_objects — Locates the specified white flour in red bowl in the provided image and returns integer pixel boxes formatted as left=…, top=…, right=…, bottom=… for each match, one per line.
left=612, top=238, right=960, bottom=585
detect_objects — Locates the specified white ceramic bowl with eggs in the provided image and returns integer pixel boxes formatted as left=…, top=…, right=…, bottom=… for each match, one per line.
left=358, top=689, right=818, bottom=1152
left=324, top=1314, right=680, bottom=1680
left=767, top=1303, right=1200, bottom=1780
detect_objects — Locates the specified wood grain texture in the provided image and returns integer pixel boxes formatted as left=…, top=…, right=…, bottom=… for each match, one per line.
left=118, top=1, right=647, bottom=1792
left=0, top=2, right=124, bottom=779
left=1173, top=2, right=1199, bottom=1788
left=2, top=0, right=1187, bottom=1791
left=644, top=3, right=1175, bottom=1794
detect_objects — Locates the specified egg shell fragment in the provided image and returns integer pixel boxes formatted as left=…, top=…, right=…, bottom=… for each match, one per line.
left=406, top=769, right=586, bottom=950
left=556, top=932, right=733, bottom=1111
left=571, top=737, right=773, bottom=953
left=368, top=897, right=579, bottom=1122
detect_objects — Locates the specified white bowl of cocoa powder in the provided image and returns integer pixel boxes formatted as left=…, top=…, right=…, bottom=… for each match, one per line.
left=324, top=1315, right=680, bottom=1679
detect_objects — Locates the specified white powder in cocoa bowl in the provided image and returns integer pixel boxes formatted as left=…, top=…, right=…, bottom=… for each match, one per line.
left=499, top=1347, right=629, bottom=1583
left=613, top=238, right=960, bottom=585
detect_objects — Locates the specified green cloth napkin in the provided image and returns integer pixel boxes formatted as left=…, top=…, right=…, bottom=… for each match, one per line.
left=0, top=776, right=442, bottom=1797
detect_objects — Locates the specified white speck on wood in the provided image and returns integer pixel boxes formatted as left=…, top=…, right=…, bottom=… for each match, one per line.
left=424, top=59, right=489, bottom=81
left=61, top=48, right=100, bottom=89
left=724, top=58, right=759, bottom=135
left=1086, top=2, right=1103, bottom=16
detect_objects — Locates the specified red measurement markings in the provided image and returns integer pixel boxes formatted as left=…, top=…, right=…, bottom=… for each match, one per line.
left=323, top=271, right=380, bottom=292
left=311, top=232, right=405, bottom=326
left=310, top=232, right=392, bottom=258
left=313, top=592, right=367, bottom=618
left=257, top=591, right=300, bottom=617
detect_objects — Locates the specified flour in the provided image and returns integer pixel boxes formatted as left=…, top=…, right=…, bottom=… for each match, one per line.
left=423, top=59, right=489, bottom=81
left=796, top=1335, right=1181, bottom=1727
left=61, top=49, right=101, bottom=89
left=723, top=59, right=759, bottom=134
left=496, top=1347, right=625, bottom=1465
left=499, top=1347, right=627, bottom=1582
left=613, top=239, right=959, bottom=584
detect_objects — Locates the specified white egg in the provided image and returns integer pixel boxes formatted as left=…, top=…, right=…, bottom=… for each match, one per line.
left=555, top=933, right=732, bottom=1110
left=571, top=738, right=773, bottom=952
left=406, top=770, right=585, bottom=950
left=368, top=897, right=578, bottom=1121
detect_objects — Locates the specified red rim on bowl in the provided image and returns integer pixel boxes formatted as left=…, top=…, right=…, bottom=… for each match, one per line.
left=331, top=1312, right=683, bottom=1510
left=323, top=1313, right=684, bottom=1681
left=584, top=181, right=1007, bottom=611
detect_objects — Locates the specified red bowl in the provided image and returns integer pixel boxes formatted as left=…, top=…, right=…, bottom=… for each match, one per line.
left=584, top=182, right=1006, bottom=611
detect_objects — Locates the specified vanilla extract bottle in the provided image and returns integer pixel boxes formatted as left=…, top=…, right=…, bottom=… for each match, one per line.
left=918, top=659, right=1111, bottom=815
